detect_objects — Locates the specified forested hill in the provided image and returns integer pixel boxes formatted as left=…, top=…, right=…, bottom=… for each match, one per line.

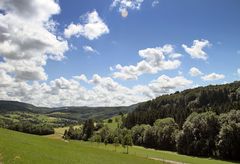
left=124, top=81, right=240, bottom=128
left=0, top=100, right=52, bottom=113
left=0, top=100, right=137, bottom=121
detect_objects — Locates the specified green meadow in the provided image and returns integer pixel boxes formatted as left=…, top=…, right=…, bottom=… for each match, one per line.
left=0, top=128, right=239, bottom=164
left=0, top=128, right=158, bottom=164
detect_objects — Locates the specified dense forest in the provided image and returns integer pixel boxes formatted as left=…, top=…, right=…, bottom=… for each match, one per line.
left=123, top=81, right=240, bottom=128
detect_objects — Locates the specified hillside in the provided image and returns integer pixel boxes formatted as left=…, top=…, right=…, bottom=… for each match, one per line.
left=0, top=100, right=137, bottom=124
left=0, top=100, right=51, bottom=113
left=124, top=81, right=240, bottom=128
left=48, top=104, right=137, bottom=121
left=0, top=128, right=159, bottom=164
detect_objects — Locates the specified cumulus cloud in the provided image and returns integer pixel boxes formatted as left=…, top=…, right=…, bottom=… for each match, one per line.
left=83, top=45, right=99, bottom=54
left=149, top=75, right=192, bottom=94
left=110, top=0, right=144, bottom=17
left=112, top=45, right=181, bottom=80
left=237, top=68, right=240, bottom=76
left=73, top=74, right=88, bottom=82
left=152, top=0, right=159, bottom=7
left=189, top=67, right=203, bottom=77
left=0, top=73, right=192, bottom=107
left=0, top=0, right=68, bottom=81
left=201, top=73, right=225, bottom=81
left=182, top=39, right=210, bottom=60
left=64, top=10, right=109, bottom=40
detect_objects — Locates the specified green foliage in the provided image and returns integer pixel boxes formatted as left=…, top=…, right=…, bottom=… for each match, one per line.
left=176, top=112, right=220, bottom=156
left=82, top=119, right=94, bottom=141
left=2, top=120, right=54, bottom=135
left=63, top=119, right=94, bottom=141
left=131, top=124, right=150, bottom=146
left=63, top=126, right=82, bottom=140
left=122, top=132, right=133, bottom=154
left=124, top=81, right=240, bottom=128
left=113, top=137, right=120, bottom=151
left=153, top=118, right=179, bottom=150
left=133, top=118, right=179, bottom=151
left=217, top=110, right=240, bottom=160
left=108, top=119, right=113, bottom=123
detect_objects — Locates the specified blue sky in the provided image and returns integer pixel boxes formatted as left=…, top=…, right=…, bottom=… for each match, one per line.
left=50, top=0, right=240, bottom=85
left=0, top=0, right=240, bottom=106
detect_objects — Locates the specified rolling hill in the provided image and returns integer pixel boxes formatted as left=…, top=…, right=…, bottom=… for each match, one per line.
left=0, top=128, right=159, bottom=164
left=0, top=100, right=137, bottom=125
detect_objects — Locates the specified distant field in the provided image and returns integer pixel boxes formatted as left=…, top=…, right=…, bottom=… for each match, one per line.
left=0, top=128, right=158, bottom=164
left=0, top=111, right=74, bottom=127
left=103, top=115, right=122, bottom=130
left=46, top=125, right=82, bottom=140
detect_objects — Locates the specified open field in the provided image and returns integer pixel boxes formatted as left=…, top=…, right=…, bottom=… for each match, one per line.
left=0, top=127, right=239, bottom=164
left=49, top=127, right=239, bottom=164
left=83, top=142, right=239, bottom=164
left=0, top=128, right=159, bottom=164
left=45, top=125, right=82, bottom=140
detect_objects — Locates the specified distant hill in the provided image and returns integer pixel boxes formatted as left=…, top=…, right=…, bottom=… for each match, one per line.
left=48, top=104, right=138, bottom=121
left=124, top=81, right=240, bottom=128
left=0, top=100, right=53, bottom=113
left=0, top=100, right=138, bottom=121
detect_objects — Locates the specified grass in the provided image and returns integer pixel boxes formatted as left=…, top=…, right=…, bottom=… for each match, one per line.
left=104, top=115, right=122, bottom=130
left=85, top=142, right=239, bottom=164
left=45, top=125, right=82, bottom=140
left=0, top=112, right=60, bottom=125
left=50, top=126, right=239, bottom=164
left=1, top=127, right=239, bottom=164
left=0, top=128, right=159, bottom=164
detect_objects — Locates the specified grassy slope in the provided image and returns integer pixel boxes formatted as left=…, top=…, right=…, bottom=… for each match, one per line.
left=0, top=128, right=158, bottom=164
left=87, top=143, right=239, bottom=164
left=45, top=127, right=239, bottom=164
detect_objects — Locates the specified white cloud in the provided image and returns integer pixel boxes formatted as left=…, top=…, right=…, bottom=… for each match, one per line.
left=0, top=0, right=60, bottom=22
left=83, top=45, right=98, bottom=54
left=0, top=69, right=14, bottom=87
left=112, top=44, right=181, bottom=80
left=64, top=10, right=109, bottom=40
left=237, top=68, right=240, bottom=76
left=182, top=39, right=210, bottom=60
left=189, top=67, right=203, bottom=77
left=111, top=0, right=144, bottom=17
left=152, top=0, right=159, bottom=7
left=73, top=74, right=88, bottom=83
left=169, top=53, right=182, bottom=59
left=0, top=74, right=192, bottom=107
left=201, top=73, right=225, bottom=81
left=0, top=0, right=68, bottom=81
left=148, top=75, right=192, bottom=95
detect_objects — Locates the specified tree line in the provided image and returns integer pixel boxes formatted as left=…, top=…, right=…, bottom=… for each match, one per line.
left=0, top=119, right=54, bottom=135
left=63, top=110, right=240, bottom=160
